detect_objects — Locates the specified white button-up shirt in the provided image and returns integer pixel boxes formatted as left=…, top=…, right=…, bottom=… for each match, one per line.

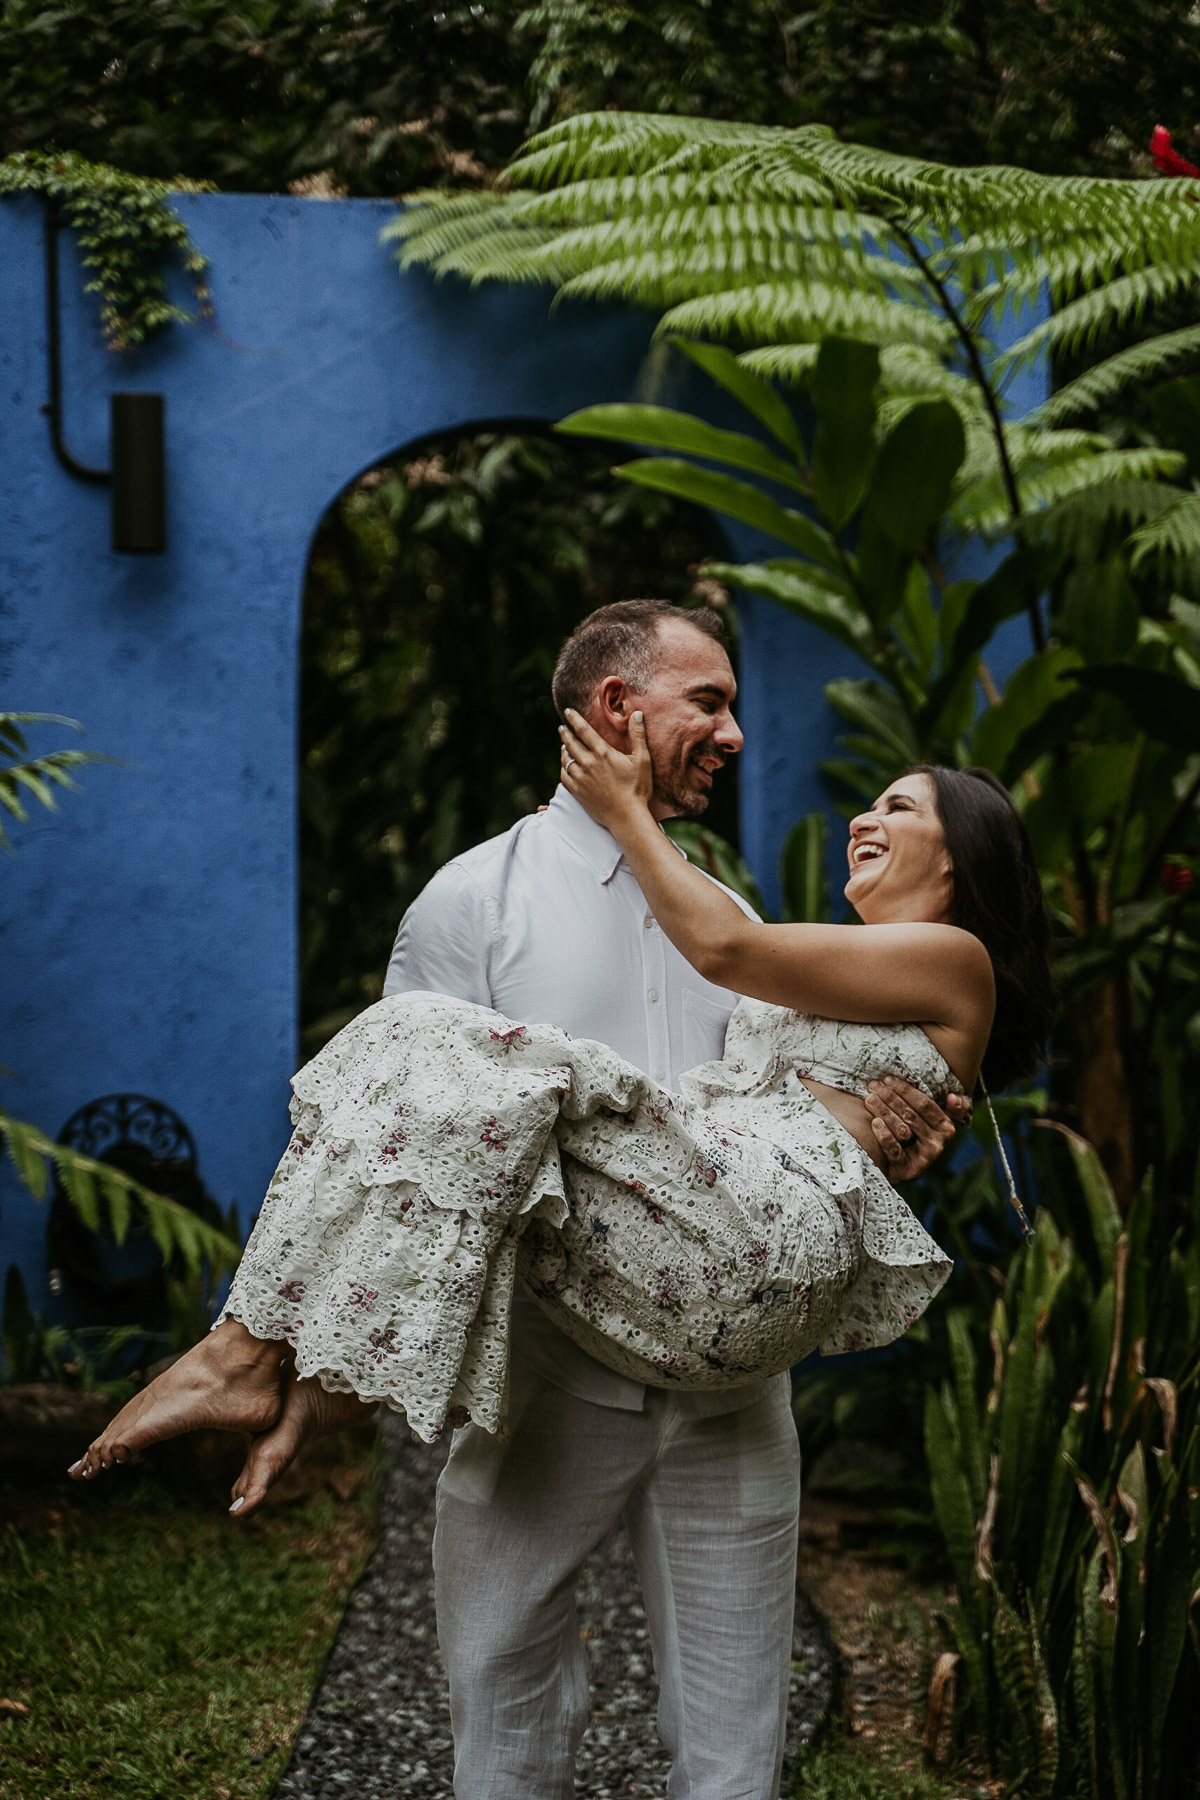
left=384, top=786, right=773, bottom=1415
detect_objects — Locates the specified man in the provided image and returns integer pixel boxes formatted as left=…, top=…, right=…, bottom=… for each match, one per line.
left=383, top=599, right=961, bottom=1800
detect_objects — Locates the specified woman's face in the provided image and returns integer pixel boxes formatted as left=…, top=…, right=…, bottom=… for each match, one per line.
left=843, top=773, right=955, bottom=924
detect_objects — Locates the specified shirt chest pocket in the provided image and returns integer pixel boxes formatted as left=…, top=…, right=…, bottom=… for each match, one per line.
left=681, top=986, right=734, bottom=1072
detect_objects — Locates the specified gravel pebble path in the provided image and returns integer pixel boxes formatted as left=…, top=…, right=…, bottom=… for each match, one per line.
left=274, top=1412, right=834, bottom=1800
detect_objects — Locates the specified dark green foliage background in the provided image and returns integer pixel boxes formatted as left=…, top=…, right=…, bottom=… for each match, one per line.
left=8, top=0, right=1200, bottom=193
left=300, top=434, right=723, bottom=1041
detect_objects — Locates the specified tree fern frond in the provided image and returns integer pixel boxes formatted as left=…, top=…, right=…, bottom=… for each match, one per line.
left=508, top=197, right=906, bottom=263
left=1002, top=254, right=1200, bottom=368
left=548, top=246, right=928, bottom=312
left=1028, top=326, right=1200, bottom=427
left=387, top=196, right=554, bottom=272
left=1006, top=427, right=1113, bottom=470
left=736, top=344, right=821, bottom=385
left=503, top=112, right=779, bottom=187
left=659, top=284, right=954, bottom=352
left=1127, top=491, right=1200, bottom=575
left=957, top=449, right=1188, bottom=535
left=417, top=227, right=569, bottom=286
left=1029, top=480, right=1182, bottom=558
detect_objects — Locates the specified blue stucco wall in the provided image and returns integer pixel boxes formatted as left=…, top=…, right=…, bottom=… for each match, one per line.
left=0, top=192, right=1045, bottom=1314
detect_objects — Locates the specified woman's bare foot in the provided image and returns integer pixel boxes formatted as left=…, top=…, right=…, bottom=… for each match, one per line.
left=228, top=1370, right=378, bottom=1519
left=68, top=1321, right=289, bottom=1481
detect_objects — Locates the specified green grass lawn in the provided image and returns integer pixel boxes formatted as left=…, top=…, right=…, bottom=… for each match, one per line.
left=788, top=1740, right=997, bottom=1800
left=0, top=1454, right=377, bottom=1800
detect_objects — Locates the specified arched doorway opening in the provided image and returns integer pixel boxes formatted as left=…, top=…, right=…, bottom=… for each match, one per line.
left=298, top=425, right=735, bottom=1051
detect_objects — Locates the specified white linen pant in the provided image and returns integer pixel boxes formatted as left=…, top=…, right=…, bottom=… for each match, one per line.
left=432, top=1368, right=801, bottom=1800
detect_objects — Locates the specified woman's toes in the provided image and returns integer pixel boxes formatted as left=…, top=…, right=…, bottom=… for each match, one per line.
left=228, top=1457, right=273, bottom=1520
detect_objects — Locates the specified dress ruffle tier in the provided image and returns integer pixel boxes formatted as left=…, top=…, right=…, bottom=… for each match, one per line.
left=219, top=993, right=953, bottom=1441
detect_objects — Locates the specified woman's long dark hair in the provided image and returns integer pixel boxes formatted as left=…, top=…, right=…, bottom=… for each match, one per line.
left=906, top=764, right=1054, bottom=1091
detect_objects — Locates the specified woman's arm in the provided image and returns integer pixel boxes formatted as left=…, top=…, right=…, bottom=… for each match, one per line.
left=559, top=711, right=994, bottom=1038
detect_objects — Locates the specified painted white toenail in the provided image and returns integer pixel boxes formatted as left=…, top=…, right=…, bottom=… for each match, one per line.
left=229, top=1496, right=245, bottom=1513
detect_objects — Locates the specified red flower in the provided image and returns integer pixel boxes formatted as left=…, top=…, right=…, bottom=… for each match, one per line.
left=480, top=1118, right=511, bottom=1151
left=1150, top=126, right=1200, bottom=178
left=1161, top=862, right=1195, bottom=896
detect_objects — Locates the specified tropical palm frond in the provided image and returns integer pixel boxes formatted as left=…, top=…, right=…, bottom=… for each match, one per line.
left=0, top=1108, right=241, bottom=1276
left=0, top=711, right=114, bottom=849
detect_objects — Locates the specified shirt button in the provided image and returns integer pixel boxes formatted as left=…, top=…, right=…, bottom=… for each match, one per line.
left=655, top=1067, right=666, bottom=1082
left=644, top=913, right=654, bottom=929
left=648, top=989, right=659, bottom=1003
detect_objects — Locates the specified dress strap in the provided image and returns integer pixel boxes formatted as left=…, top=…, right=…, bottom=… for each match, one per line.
left=980, top=1075, right=1034, bottom=1242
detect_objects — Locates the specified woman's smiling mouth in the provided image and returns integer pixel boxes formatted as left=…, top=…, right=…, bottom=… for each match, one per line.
left=850, top=841, right=887, bottom=867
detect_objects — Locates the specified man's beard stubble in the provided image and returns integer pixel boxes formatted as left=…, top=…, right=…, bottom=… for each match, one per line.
left=651, top=748, right=722, bottom=822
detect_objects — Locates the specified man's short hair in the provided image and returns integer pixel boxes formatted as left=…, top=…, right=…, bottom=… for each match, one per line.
left=551, top=600, right=730, bottom=719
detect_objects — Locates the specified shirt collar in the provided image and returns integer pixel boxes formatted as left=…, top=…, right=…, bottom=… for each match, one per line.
left=542, top=785, right=689, bottom=884
left=544, top=786, right=625, bottom=883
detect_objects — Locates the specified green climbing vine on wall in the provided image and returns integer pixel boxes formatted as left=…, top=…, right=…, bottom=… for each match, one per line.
left=0, top=150, right=213, bottom=351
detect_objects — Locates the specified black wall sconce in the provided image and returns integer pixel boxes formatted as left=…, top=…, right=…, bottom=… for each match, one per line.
left=41, top=200, right=167, bottom=554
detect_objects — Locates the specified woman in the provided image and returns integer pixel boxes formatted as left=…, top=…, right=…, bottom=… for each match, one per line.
left=70, top=720, right=1051, bottom=1512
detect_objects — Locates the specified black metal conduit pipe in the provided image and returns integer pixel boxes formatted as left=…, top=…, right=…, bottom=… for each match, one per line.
left=40, top=196, right=112, bottom=484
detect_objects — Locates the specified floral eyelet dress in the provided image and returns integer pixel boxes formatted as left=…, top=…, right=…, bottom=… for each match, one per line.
left=218, top=993, right=958, bottom=1442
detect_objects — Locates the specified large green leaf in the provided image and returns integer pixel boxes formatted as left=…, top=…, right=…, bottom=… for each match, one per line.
left=662, top=821, right=767, bottom=916
left=779, top=811, right=831, bottom=923
left=1113, top=1442, right=1149, bottom=1720
left=1058, top=555, right=1139, bottom=664
left=919, top=547, right=1044, bottom=735
left=1064, top=663, right=1200, bottom=752
left=1022, top=744, right=1139, bottom=871
left=1036, top=1120, right=1123, bottom=1266
left=611, top=458, right=837, bottom=564
left=706, top=559, right=875, bottom=662
left=861, top=399, right=966, bottom=551
left=1147, top=1486, right=1194, bottom=1790
left=555, top=403, right=808, bottom=493
left=946, top=1307, right=986, bottom=1510
left=1035, top=1403, right=1089, bottom=1615
left=670, top=338, right=807, bottom=461
left=970, top=645, right=1087, bottom=783
left=856, top=399, right=965, bottom=619
left=810, top=336, right=879, bottom=529
left=924, top=1384, right=981, bottom=1606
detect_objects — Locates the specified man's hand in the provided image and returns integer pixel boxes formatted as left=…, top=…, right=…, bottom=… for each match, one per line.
left=863, top=1075, right=971, bottom=1180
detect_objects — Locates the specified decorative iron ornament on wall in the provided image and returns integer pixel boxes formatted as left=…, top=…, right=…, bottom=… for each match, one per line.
left=57, top=1093, right=198, bottom=1168
left=48, top=1093, right=212, bottom=1313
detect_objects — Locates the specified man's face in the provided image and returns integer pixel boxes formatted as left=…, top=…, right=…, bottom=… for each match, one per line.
left=633, top=619, right=744, bottom=820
